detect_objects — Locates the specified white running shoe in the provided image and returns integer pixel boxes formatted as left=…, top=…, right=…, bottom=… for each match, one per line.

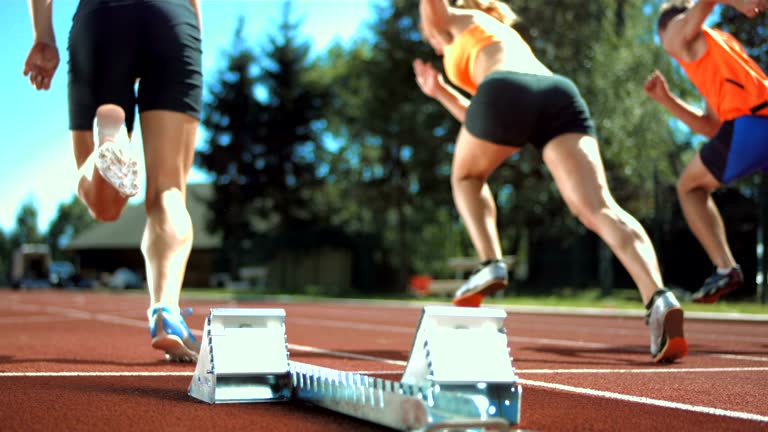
left=94, top=104, right=139, bottom=198
left=453, top=260, right=508, bottom=307
left=646, top=288, right=688, bottom=363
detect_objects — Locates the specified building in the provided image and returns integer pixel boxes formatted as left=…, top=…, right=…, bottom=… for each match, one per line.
left=65, top=184, right=220, bottom=287
left=66, top=183, right=376, bottom=293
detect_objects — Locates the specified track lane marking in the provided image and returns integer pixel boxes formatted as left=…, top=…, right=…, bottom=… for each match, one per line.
left=518, top=378, right=768, bottom=423
left=0, top=370, right=405, bottom=377
left=3, top=367, right=766, bottom=377
left=288, top=343, right=407, bottom=366
left=0, top=315, right=82, bottom=324
left=519, top=367, right=768, bottom=373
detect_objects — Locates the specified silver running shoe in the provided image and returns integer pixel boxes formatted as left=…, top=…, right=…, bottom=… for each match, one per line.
left=453, top=260, right=508, bottom=307
left=646, top=289, right=688, bottom=363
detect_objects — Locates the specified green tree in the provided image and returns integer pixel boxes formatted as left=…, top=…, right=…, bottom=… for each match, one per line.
left=256, top=1, right=330, bottom=230
left=321, top=0, right=464, bottom=285
left=196, top=2, right=331, bottom=278
left=10, top=200, right=43, bottom=249
left=46, top=196, right=96, bottom=260
left=0, top=228, right=9, bottom=284
left=196, top=17, right=263, bottom=278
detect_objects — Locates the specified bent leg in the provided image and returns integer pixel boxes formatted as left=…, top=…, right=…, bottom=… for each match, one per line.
left=451, top=127, right=520, bottom=261
left=542, top=133, right=662, bottom=304
left=677, top=152, right=735, bottom=268
left=72, top=109, right=130, bottom=222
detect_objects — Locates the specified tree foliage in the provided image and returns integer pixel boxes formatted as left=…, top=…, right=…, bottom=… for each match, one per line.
left=10, top=200, right=43, bottom=249
left=196, top=3, right=330, bottom=277
left=46, top=196, right=96, bottom=259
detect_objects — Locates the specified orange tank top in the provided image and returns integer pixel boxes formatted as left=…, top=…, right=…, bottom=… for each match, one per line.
left=443, top=23, right=503, bottom=94
left=677, top=28, right=768, bottom=120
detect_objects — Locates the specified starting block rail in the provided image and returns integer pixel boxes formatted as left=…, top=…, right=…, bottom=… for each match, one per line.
left=189, top=306, right=522, bottom=431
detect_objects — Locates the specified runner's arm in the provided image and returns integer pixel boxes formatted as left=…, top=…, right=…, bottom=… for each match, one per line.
left=420, top=0, right=453, bottom=43
left=432, top=83, right=470, bottom=124
left=27, top=0, right=55, bottom=44
left=661, top=1, right=717, bottom=56
left=658, top=92, right=722, bottom=138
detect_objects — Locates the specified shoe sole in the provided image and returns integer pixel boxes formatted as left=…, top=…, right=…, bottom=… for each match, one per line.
left=653, top=307, right=688, bottom=363
left=94, top=105, right=139, bottom=198
left=453, top=280, right=507, bottom=308
left=96, top=143, right=140, bottom=198
left=151, top=335, right=199, bottom=363
left=692, top=283, right=740, bottom=304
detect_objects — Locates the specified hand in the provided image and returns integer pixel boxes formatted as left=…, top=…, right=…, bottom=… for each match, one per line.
left=412, top=58, right=445, bottom=99
left=23, top=41, right=60, bottom=91
left=731, top=0, right=768, bottom=18
left=643, top=70, right=671, bottom=103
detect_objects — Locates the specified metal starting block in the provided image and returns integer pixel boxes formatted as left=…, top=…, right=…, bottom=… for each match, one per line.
left=401, top=306, right=522, bottom=427
left=188, top=306, right=521, bottom=431
left=188, top=308, right=291, bottom=403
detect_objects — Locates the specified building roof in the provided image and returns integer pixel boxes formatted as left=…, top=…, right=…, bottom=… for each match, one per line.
left=66, top=183, right=221, bottom=250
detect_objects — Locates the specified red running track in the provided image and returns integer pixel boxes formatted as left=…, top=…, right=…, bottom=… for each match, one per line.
left=1, top=290, right=767, bottom=431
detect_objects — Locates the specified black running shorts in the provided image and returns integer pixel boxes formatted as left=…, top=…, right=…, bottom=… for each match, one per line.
left=465, top=71, right=597, bottom=149
left=68, top=0, right=202, bottom=133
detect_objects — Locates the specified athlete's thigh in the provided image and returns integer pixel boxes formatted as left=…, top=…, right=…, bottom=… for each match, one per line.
left=451, top=127, right=520, bottom=180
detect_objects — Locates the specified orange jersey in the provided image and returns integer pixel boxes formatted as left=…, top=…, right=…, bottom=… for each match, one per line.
left=677, top=27, right=768, bottom=120
left=443, top=23, right=503, bottom=94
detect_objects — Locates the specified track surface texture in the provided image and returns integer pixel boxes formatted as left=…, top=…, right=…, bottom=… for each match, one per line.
left=1, top=290, right=767, bottom=431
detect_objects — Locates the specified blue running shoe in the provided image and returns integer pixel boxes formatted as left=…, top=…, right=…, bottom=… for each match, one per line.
left=149, top=307, right=200, bottom=362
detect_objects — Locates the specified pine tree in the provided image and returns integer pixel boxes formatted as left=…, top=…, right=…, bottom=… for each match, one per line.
left=196, top=3, right=330, bottom=278
left=255, top=1, right=329, bottom=230
left=196, top=17, right=264, bottom=278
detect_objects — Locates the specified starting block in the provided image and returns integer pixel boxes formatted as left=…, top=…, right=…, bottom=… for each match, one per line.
left=188, top=308, right=291, bottom=403
left=401, top=306, right=522, bottom=426
left=188, top=306, right=522, bottom=431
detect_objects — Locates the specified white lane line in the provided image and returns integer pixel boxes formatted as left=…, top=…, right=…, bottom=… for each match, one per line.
left=518, top=378, right=768, bottom=423
left=0, top=372, right=194, bottom=377
left=0, top=370, right=405, bottom=377
left=713, top=353, right=768, bottom=362
left=0, top=315, right=82, bottom=324
left=288, top=343, right=408, bottom=366
left=6, top=367, right=765, bottom=377
left=519, top=367, right=768, bottom=374
left=290, top=317, right=413, bottom=334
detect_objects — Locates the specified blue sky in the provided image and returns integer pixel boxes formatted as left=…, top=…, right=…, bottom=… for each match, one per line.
left=0, top=0, right=375, bottom=233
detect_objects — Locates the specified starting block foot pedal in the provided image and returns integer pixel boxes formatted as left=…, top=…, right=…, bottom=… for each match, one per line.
left=188, top=308, right=291, bottom=403
left=401, top=306, right=522, bottom=426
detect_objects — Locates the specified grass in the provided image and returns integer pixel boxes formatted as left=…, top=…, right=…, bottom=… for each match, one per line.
left=179, top=286, right=768, bottom=316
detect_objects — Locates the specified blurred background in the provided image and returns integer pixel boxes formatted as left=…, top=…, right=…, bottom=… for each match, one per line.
left=1, top=0, right=766, bottom=305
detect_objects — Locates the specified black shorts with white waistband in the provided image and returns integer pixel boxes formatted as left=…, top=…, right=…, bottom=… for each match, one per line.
left=464, top=70, right=596, bottom=149
left=68, top=0, right=202, bottom=133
